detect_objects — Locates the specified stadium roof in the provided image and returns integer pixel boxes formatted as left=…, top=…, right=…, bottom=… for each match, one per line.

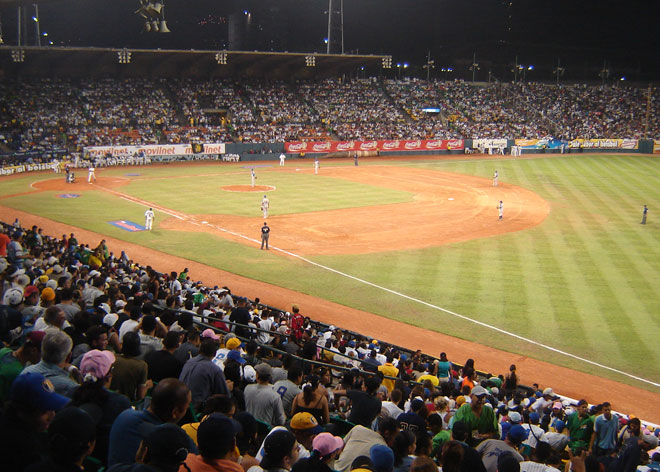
left=0, top=46, right=388, bottom=79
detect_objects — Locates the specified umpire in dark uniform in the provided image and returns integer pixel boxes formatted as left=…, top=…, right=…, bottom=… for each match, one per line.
left=260, top=222, right=270, bottom=249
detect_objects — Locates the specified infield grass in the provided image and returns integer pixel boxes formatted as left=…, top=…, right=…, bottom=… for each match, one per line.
left=2, top=155, right=660, bottom=391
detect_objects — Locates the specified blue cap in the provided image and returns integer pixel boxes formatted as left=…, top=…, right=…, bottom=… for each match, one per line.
left=370, top=444, right=394, bottom=472
left=11, top=373, right=70, bottom=411
left=507, top=424, right=529, bottom=443
left=529, top=412, right=540, bottom=424
left=227, top=349, right=246, bottom=365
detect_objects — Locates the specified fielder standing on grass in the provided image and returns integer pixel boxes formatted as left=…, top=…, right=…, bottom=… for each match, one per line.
left=314, top=158, right=319, bottom=174
left=261, top=195, right=270, bottom=219
left=279, top=153, right=286, bottom=166
left=144, top=207, right=154, bottom=230
left=251, top=168, right=256, bottom=187
left=493, top=170, right=498, bottom=186
left=260, top=222, right=270, bottom=250
left=641, top=204, right=648, bottom=224
left=497, top=201, right=503, bottom=220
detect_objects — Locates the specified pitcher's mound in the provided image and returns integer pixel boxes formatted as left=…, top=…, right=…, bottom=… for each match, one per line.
left=222, top=185, right=275, bottom=192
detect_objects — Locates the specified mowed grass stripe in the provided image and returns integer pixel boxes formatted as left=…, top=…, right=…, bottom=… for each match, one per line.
left=551, top=159, right=651, bottom=362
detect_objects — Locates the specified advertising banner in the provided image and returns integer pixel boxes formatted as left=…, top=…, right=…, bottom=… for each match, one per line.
left=284, top=139, right=464, bottom=153
left=568, top=139, right=638, bottom=150
left=653, top=140, right=660, bottom=154
left=514, top=138, right=565, bottom=150
left=0, top=162, right=55, bottom=176
left=83, top=143, right=226, bottom=158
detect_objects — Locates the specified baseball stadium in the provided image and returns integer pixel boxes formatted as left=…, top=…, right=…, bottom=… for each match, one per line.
left=0, top=1, right=660, bottom=471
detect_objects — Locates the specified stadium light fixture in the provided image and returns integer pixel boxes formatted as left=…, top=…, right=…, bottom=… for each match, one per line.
left=215, top=51, right=228, bottom=65
left=11, top=48, right=25, bottom=62
left=136, top=1, right=170, bottom=34
left=381, top=56, right=392, bottom=69
left=117, top=48, right=132, bottom=64
left=305, top=55, right=316, bottom=67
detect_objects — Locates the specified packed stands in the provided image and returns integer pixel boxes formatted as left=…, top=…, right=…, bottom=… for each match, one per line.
left=1, top=219, right=659, bottom=472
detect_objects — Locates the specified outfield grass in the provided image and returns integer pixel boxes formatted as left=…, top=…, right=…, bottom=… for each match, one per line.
left=3, top=155, right=660, bottom=391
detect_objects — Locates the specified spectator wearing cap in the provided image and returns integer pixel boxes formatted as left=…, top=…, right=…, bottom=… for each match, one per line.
left=229, top=297, right=251, bottom=338
left=369, top=444, right=395, bottom=472
left=183, top=413, right=243, bottom=472
left=608, top=431, right=659, bottom=472
left=7, top=230, right=28, bottom=268
left=0, top=330, right=45, bottom=403
left=25, top=407, right=97, bottom=472
left=501, top=411, right=522, bottom=441
left=452, top=385, right=499, bottom=443
left=21, top=329, right=79, bottom=397
left=110, top=331, right=152, bottom=402
left=254, top=412, right=323, bottom=465
left=179, top=335, right=230, bottom=411
left=225, top=336, right=246, bottom=365
left=20, top=285, right=43, bottom=321
left=592, top=402, right=619, bottom=457
left=145, top=331, right=184, bottom=383
left=475, top=424, right=527, bottom=472
left=70, top=349, right=130, bottom=466
left=565, top=399, right=594, bottom=454
left=292, top=432, right=344, bottom=472
left=244, top=363, right=286, bottom=427
left=256, top=429, right=300, bottom=471
left=0, top=372, right=70, bottom=471
left=335, top=416, right=400, bottom=472
left=521, top=411, right=547, bottom=455
left=529, top=387, right=555, bottom=416
left=107, top=378, right=195, bottom=467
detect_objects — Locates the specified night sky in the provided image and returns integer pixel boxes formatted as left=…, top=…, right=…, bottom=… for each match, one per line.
left=1, top=0, right=658, bottom=81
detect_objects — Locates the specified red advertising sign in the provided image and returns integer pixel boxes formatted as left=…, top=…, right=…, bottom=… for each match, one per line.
left=285, top=139, right=464, bottom=153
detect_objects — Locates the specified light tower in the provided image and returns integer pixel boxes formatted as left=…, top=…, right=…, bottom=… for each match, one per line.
left=326, top=0, right=344, bottom=54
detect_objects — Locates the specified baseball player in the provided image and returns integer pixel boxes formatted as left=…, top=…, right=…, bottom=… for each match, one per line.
left=88, top=166, right=96, bottom=183
left=279, top=153, right=286, bottom=166
left=261, top=195, right=270, bottom=219
left=493, top=170, right=499, bottom=187
left=641, top=205, right=648, bottom=225
left=260, top=222, right=270, bottom=250
left=144, top=207, right=155, bottom=230
left=497, top=201, right=504, bottom=220
left=314, top=158, right=320, bottom=175
left=251, top=168, right=256, bottom=187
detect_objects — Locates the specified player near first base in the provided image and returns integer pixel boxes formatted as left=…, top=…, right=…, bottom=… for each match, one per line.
left=497, top=201, right=503, bottom=220
left=144, top=208, right=155, bottom=230
left=251, top=168, right=256, bottom=187
left=261, top=195, right=270, bottom=219
left=88, top=166, right=96, bottom=183
left=493, top=170, right=498, bottom=186
left=314, top=158, right=319, bottom=174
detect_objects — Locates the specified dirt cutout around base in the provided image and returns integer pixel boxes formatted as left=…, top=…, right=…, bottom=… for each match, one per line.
left=162, top=166, right=550, bottom=255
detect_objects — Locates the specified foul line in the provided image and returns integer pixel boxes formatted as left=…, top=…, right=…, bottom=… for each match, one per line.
left=264, top=247, right=660, bottom=388
left=94, top=183, right=660, bottom=388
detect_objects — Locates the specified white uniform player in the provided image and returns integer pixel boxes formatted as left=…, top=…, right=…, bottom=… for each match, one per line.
left=261, top=195, right=270, bottom=219
left=88, top=166, right=96, bottom=183
left=251, top=168, right=256, bottom=187
left=314, top=158, right=319, bottom=175
left=497, top=201, right=503, bottom=220
left=279, top=153, right=286, bottom=166
left=493, top=170, right=498, bottom=187
left=144, top=208, right=155, bottom=230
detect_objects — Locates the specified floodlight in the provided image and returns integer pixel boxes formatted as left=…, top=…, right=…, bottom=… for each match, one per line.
left=159, top=20, right=170, bottom=33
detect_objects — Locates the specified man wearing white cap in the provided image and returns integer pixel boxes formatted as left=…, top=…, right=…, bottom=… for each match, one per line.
left=453, top=385, right=499, bottom=441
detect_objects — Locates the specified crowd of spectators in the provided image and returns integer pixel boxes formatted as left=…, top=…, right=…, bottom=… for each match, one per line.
left=1, top=77, right=658, bottom=156
left=1, top=218, right=660, bottom=472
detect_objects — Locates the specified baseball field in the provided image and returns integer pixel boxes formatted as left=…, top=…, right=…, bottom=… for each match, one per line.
left=1, top=153, right=660, bottom=415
